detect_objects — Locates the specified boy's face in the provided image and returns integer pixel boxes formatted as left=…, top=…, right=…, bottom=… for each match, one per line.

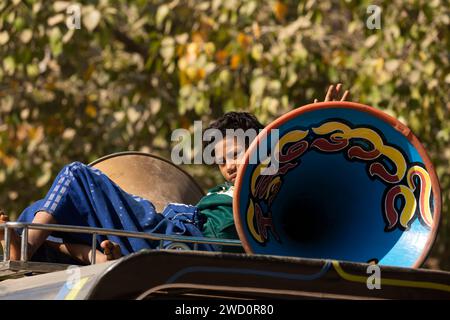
left=214, top=137, right=246, bottom=184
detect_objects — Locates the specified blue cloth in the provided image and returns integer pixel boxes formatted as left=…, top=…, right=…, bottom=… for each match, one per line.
left=17, top=162, right=215, bottom=257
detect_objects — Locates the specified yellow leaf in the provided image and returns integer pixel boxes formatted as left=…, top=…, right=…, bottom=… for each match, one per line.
left=3, top=155, right=17, bottom=169
left=84, top=64, right=95, bottom=81
left=85, top=104, right=97, bottom=118
left=8, top=191, right=18, bottom=201
left=237, top=32, right=251, bottom=48
left=83, top=7, right=101, bottom=32
left=364, top=35, right=378, bottom=48
left=185, top=66, right=197, bottom=80
left=62, top=128, right=76, bottom=140
left=196, top=68, right=206, bottom=80
left=252, top=22, right=261, bottom=39
left=20, top=29, right=33, bottom=43
left=179, top=71, right=190, bottom=86
left=176, top=44, right=185, bottom=57
left=16, top=124, right=29, bottom=141
left=204, top=42, right=215, bottom=57
left=192, top=31, right=204, bottom=44
left=0, top=31, right=10, bottom=45
left=47, top=14, right=65, bottom=26
left=215, top=50, right=228, bottom=64
left=28, top=126, right=44, bottom=142
left=374, top=58, right=384, bottom=72
left=273, top=1, right=288, bottom=22
left=180, top=116, right=190, bottom=129
left=36, top=163, right=52, bottom=188
left=230, top=54, right=241, bottom=70
left=251, top=44, right=263, bottom=61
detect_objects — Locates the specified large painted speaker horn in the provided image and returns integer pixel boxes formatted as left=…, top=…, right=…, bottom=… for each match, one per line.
left=234, top=101, right=441, bottom=268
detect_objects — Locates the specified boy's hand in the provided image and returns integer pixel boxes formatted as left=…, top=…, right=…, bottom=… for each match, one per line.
left=314, top=83, right=350, bottom=103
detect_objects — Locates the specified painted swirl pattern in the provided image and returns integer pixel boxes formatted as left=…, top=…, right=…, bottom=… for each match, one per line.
left=246, top=120, right=434, bottom=244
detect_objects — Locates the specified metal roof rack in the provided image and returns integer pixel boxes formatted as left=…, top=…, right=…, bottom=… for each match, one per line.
left=1, top=221, right=242, bottom=279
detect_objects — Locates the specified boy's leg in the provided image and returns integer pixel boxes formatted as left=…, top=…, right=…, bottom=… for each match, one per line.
left=45, top=240, right=122, bottom=264
left=0, top=213, right=21, bottom=260
left=27, top=211, right=57, bottom=257
left=0, top=211, right=56, bottom=260
left=3, top=161, right=160, bottom=261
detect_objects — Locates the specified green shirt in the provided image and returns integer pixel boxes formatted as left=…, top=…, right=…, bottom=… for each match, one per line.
left=196, top=182, right=244, bottom=253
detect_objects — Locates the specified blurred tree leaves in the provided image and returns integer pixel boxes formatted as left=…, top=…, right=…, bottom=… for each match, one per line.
left=0, top=0, right=449, bottom=268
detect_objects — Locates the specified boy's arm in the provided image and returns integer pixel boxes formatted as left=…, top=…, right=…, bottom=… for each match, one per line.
left=199, top=206, right=245, bottom=253
left=199, top=204, right=236, bottom=239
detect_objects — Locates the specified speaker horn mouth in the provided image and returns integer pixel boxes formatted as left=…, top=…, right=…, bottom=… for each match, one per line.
left=233, top=101, right=441, bottom=268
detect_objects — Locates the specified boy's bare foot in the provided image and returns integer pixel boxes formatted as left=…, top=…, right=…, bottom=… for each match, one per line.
left=100, top=240, right=122, bottom=261
left=0, top=211, right=9, bottom=242
left=0, top=211, right=22, bottom=260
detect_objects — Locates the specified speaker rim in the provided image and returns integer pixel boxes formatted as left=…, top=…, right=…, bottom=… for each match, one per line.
left=233, top=101, right=442, bottom=268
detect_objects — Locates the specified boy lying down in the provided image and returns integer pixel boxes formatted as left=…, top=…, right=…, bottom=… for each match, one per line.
left=0, top=84, right=349, bottom=264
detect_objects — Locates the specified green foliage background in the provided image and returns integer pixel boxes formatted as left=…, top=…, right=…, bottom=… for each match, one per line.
left=0, top=0, right=448, bottom=269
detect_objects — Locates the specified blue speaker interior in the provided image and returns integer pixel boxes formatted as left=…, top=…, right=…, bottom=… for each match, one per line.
left=235, top=102, right=440, bottom=268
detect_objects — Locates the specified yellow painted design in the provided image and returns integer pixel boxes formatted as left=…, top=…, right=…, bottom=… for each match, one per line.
left=250, top=158, right=272, bottom=195
left=65, top=277, right=89, bottom=300
left=245, top=121, right=434, bottom=241
left=272, top=129, right=309, bottom=162
left=247, top=129, right=308, bottom=243
left=250, top=129, right=308, bottom=195
left=312, top=121, right=407, bottom=182
left=407, top=165, right=433, bottom=227
left=332, top=261, right=450, bottom=292
left=246, top=199, right=263, bottom=243
left=396, top=185, right=417, bottom=229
